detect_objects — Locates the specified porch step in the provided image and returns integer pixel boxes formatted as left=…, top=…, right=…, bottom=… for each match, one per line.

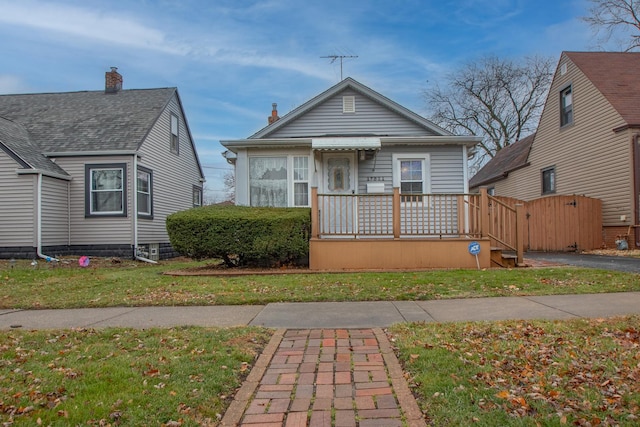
left=490, top=247, right=517, bottom=268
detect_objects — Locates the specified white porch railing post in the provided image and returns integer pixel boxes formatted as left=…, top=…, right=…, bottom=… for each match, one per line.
left=393, top=187, right=400, bottom=238
left=311, top=187, right=319, bottom=239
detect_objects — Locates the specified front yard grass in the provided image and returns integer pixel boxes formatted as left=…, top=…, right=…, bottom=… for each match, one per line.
left=0, top=326, right=272, bottom=426
left=389, top=316, right=640, bottom=426
left=1, top=258, right=639, bottom=309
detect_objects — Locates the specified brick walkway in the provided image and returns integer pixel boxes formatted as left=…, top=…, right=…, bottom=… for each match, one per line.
left=221, top=328, right=425, bottom=427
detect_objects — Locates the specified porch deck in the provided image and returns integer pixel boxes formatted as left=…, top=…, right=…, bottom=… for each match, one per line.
left=309, top=187, right=524, bottom=270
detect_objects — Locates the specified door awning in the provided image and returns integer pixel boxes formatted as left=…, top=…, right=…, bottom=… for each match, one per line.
left=311, top=137, right=381, bottom=151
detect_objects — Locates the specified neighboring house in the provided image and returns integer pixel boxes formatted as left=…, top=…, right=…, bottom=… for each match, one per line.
left=222, top=77, right=487, bottom=270
left=0, top=68, right=205, bottom=260
left=470, top=51, right=640, bottom=248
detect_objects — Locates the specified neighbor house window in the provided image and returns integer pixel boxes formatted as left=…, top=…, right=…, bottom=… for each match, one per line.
left=193, top=186, right=203, bottom=207
left=542, top=166, right=556, bottom=194
left=170, top=113, right=179, bottom=154
left=137, top=167, right=152, bottom=217
left=293, top=156, right=309, bottom=206
left=560, top=86, right=573, bottom=126
left=85, top=163, right=127, bottom=217
left=250, top=157, right=288, bottom=207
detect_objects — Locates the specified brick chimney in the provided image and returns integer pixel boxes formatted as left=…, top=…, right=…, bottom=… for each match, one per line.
left=105, top=67, right=123, bottom=93
left=268, top=103, right=279, bottom=125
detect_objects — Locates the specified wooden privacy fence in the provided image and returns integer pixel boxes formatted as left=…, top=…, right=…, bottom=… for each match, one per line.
left=491, top=195, right=602, bottom=252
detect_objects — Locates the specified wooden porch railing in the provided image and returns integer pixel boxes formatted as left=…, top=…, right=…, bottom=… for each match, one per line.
left=486, top=191, right=525, bottom=265
left=310, top=186, right=524, bottom=264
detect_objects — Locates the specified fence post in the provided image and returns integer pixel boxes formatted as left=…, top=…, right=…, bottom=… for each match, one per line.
left=515, top=203, right=524, bottom=265
left=393, top=187, right=400, bottom=238
left=480, top=187, right=489, bottom=238
left=311, top=187, right=319, bottom=239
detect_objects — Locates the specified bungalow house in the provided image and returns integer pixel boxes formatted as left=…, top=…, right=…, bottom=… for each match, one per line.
left=0, top=68, right=205, bottom=260
left=470, top=51, right=640, bottom=248
left=221, top=77, right=493, bottom=270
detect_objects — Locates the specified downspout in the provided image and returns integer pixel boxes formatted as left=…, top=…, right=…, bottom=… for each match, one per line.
left=633, top=133, right=640, bottom=247
left=36, top=173, right=59, bottom=262
left=132, top=154, right=157, bottom=264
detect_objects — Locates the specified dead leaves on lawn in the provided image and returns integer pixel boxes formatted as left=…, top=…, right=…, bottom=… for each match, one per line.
left=393, top=317, right=640, bottom=425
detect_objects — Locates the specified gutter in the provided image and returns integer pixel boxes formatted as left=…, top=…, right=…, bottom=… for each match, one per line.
left=36, top=173, right=59, bottom=262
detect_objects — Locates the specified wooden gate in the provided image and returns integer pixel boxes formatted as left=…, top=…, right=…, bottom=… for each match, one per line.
left=492, top=195, right=602, bottom=252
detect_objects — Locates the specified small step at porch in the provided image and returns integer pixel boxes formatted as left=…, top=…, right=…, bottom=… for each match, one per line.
left=491, top=247, right=521, bottom=268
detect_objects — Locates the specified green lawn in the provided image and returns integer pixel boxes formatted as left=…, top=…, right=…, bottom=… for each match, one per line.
left=389, top=316, right=640, bottom=426
left=2, top=257, right=640, bottom=426
left=1, top=258, right=639, bottom=309
left=0, top=327, right=272, bottom=426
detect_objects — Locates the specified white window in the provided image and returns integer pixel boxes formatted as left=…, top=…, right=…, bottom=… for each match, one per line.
left=392, top=154, right=430, bottom=203
left=249, top=155, right=310, bottom=207
left=137, top=168, right=152, bottom=217
left=293, top=156, right=309, bottom=206
left=193, top=186, right=203, bottom=207
left=170, top=113, right=179, bottom=154
left=86, top=164, right=127, bottom=216
left=250, top=157, right=288, bottom=207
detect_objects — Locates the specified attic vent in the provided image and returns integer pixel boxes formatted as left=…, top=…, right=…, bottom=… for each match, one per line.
left=560, top=63, right=567, bottom=76
left=343, top=95, right=355, bottom=113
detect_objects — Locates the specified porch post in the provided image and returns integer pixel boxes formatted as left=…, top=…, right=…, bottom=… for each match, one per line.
left=393, top=187, right=400, bottom=238
left=311, top=187, right=319, bottom=239
left=480, top=187, right=489, bottom=238
left=515, top=203, right=525, bottom=266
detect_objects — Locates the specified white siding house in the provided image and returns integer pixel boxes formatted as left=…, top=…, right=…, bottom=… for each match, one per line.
left=0, top=68, right=205, bottom=259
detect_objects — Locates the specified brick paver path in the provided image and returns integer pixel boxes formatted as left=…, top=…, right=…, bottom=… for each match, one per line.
left=221, top=328, right=425, bottom=427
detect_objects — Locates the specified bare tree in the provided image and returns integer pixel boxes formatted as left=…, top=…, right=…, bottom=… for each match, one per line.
left=223, top=170, right=235, bottom=204
left=583, top=0, right=640, bottom=51
left=424, top=55, right=553, bottom=168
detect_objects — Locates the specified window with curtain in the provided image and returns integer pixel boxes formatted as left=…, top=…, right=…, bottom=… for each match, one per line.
left=85, top=164, right=127, bottom=216
left=293, top=156, right=309, bottom=206
left=249, top=157, right=287, bottom=207
left=137, top=168, right=152, bottom=217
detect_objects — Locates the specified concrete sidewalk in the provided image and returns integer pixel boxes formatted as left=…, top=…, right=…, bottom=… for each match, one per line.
left=2, top=291, right=640, bottom=330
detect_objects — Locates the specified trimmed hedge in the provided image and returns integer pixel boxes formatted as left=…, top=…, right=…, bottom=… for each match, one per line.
left=166, top=205, right=311, bottom=267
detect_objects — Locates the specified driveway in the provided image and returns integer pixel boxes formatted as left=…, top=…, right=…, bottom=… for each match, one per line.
left=525, top=252, right=640, bottom=273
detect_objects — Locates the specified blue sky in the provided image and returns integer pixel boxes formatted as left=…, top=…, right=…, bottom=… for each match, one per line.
left=0, top=0, right=596, bottom=201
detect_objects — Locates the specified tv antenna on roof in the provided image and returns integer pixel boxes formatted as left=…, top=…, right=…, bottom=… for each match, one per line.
left=321, top=54, right=358, bottom=80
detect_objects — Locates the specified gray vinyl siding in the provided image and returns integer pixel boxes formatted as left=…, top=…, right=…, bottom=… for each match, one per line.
left=357, top=145, right=465, bottom=194
left=137, top=96, right=203, bottom=243
left=500, top=54, right=632, bottom=227
left=268, top=89, right=435, bottom=138
left=0, top=151, right=36, bottom=246
left=55, top=155, right=134, bottom=245
left=41, top=176, right=70, bottom=246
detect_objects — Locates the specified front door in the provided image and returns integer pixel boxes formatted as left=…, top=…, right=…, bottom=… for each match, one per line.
left=321, top=153, right=356, bottom=234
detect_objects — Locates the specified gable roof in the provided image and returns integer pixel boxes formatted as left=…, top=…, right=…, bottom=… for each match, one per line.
left=564, top=51, right=640, bottom=127
left=469, top=133, right=535, bottom=188
left=0, top=88, right=177, bottom=154
left=249, top=77, right=452, bottom=139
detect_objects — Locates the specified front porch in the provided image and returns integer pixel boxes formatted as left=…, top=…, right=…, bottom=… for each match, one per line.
left=309, top=187, right=525, bottom=270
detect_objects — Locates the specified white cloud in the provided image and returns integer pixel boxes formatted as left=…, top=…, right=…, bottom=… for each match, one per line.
left=0, top=75, right=29, bottom=94
left=0, top=0, right=188, bottom=54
